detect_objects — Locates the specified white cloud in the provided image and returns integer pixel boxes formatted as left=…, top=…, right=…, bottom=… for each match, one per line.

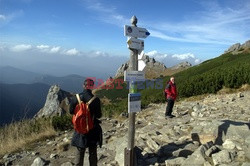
left=84, top=0, right=249, bottom=45
left=172, top=53, right=195, bottom=60
left=147, top=50, right=158, bottom=56
left=65, top=48, right=79, bottom=56
left=94, top=51, right=109, bottom=57
left=86, top=1, right=115, bottom=13
left=146, top=50, right=201, bottom=67
left=11, top=44, right=32, bottom=52
left=0, top=14, right=6, bottom=20
left=49, top=46, right=61, bottom=53
left=195, top=59, right=201, bottom=64
left=82, top=0, right=129, bottom=26
left=0, top=11, right=24, bottom=26
left=36, top=45, right=50, bottom=50
left=146, top=50, right=168, bottom=60
left=150, top=1, right=250, bottom=45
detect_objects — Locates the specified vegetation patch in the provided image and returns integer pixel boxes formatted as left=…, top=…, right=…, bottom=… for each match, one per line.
left=0, top=118, right=56, bottom=158
left=96, top=52, right=250, bottom=118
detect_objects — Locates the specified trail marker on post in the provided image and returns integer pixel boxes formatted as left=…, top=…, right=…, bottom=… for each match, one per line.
left=124, top=15, right=150, bottom=166
left=138, top=60, right=146, bottom=71
left=124, top=70, right=145, bottom=82
left=127, top=37, right=144, bottom=50
left=138, top=50, right=146, bottom=71
left=138, top=50, right=145, bottom=60
left=128, top=93, right=141, bottom=113
left=124, top=25, right=150, bottom=38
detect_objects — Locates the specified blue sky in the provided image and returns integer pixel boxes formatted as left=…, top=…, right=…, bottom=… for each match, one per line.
left=0, top=0, right=250, bottom=77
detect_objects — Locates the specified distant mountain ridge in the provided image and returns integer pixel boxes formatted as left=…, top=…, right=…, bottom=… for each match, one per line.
left=33, top=74, right=86, bottom=93
left=0, top=66, right=86, bottom=93
left=0, top=66, right=42, bottom=84
left=0, top=66, right=86, bottom=126
left=1, top=40, right=249, bottom=126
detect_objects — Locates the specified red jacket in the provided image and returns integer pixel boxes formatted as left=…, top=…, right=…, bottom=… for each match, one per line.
left=164, top=81, right=177, bottom=100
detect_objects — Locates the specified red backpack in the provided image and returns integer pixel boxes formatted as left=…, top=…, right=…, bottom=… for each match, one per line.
left=72, top=94, right=96, bottom=134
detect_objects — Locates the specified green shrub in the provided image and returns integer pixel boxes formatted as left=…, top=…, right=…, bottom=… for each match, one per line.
left=96, top=52, right=250, bottom=117
left=52, top=115, right=73, bottom=131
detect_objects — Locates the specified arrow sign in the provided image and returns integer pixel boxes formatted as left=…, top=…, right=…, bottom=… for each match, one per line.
left=127, top=38, right=144, bottom=50
left=138, top=50, right=145, bottom=60
left=124, top=25, right=150, bottom=38
left=138, top=60, right=146, bottom=71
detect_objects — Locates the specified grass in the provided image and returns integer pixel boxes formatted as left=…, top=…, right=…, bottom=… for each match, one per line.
left=0, top=118, right=56, bottom=158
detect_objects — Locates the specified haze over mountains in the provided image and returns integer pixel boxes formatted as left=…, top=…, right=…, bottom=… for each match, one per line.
left=0, top=61, right=190, bottom=126
left=0, top=66, right=86, bottom=125
left=1, top=40, right=249, bottom=126
left=0, top=66, right=86, bottom=92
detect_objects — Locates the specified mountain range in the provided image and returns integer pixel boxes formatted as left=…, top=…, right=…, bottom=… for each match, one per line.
left=0, top=66, right=86, bottom=125
left=0, top=59, right=188, bottom=126
left=1, top=40, right=250, bottom=126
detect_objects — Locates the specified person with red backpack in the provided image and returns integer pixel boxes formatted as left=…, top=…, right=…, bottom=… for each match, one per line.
left=69, top=78, right=102, bottom=166
left=164, top=77, right=177, bottom=118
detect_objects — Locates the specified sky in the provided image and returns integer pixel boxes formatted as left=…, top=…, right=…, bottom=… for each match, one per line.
left=0, top=0, right=250, bottom=78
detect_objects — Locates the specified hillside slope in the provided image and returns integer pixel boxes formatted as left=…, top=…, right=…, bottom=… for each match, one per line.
left=96, top=51, right=250, bottom=117
left=1, top=90, right=250, bottom=165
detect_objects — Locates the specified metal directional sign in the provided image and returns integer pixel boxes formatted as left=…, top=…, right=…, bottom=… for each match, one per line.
left=124, top=70, right=145, bottom=82
left=128, top=93, right=141, bottom=113
left=138, top=50, right=145, bottom=60
left=127, top=37, right=144, bottom=50
left=124, top=25, right=150, bottom=38
left=138, top=60, right=146, bottom=71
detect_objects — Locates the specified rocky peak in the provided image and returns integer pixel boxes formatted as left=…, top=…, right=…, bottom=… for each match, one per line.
left=170, top=61, right=192, bottom=70
left=115, top=55, right=167, bottom=78
left=224, top=40, right=250, bottom=54
left=115, top=55, right=192, bottom=78
left=34, top=85, right=72, bottom=118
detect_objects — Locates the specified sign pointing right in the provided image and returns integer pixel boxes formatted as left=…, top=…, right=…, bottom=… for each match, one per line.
left=127, top=38, right=144, bottom=50
left=124, top=25, right=150, bottom=39
left=138, top=59, right=146, bottom=71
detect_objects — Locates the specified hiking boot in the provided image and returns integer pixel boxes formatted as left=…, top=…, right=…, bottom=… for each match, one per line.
left=165, top=115, right=172, bottom=119
left=165, top=115, right=175, bottom=119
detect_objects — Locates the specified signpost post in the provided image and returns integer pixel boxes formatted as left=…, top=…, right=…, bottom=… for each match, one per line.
left=124, top=15, right=149, bottom=166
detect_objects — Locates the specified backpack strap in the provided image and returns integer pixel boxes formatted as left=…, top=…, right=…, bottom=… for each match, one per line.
left=76, top=94, right=81, bottom=105
left=87, top=96, right=96, bottom=105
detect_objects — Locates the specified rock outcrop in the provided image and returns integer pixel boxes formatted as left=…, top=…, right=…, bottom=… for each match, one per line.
left=170, top=61, right=192, bottom=70
left=34, top=85, right=72, bottom=118
left=115, top=55, right=167, bottom=78
left=3, top=89, right=250, bottom=165
left=224, top=40, right=250, bottom=54
left=115, top=55, right=192, bottom=79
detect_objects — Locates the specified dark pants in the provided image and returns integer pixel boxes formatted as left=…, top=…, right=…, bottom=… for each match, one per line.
left=75, top=145, right=97, bottom=166
left=165, top=98, right=175, bottom=116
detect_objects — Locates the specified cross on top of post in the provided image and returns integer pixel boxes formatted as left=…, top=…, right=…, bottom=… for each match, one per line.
left=131, top=15, right=137, bottom=27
